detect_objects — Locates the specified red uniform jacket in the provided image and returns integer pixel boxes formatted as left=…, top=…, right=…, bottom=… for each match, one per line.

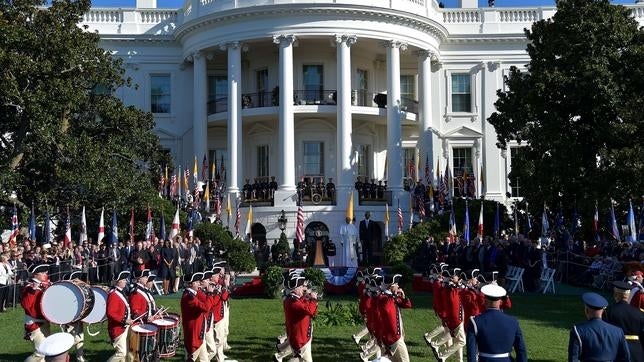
left=375, top=291, right=412, bottom=346
left=212, top=289, right=229, bottom=324
left=106, top=287, right=131, bottom=340
left=21, top=280, right=48, bottom=333
left=129, top=284, right=156, bottom=322
left=459, top=287, right=482, bottom=328
left=358, top=285, right=369, bottom=317
left=365, top=293, right=379, bottom=337
left=431, top=280, right=447, bottom=321
left=181, top=288, right=214, bottom=354
left=629, top=290, right=644, bottom=311
left=442, top=285, right=463, bottom=331
left=284, top=294, right=318, bottom=351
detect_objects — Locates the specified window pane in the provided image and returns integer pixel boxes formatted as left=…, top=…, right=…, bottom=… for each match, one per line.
left=151, top=75, right=171, bottom=113
left=356, top=69, right=368, bottom=106
left=400, top=75, right=415, bottom=110
left=453, top=148, right=473, bottom=197
left=451, top=74, right=471, bottom=113
left=256, top=69, right=269, bottom=107
left=303, top=65, right=323, bottom=102
left=357, top=145, right=370, bottom=180
left=257, top=145, right=269, bottom=177
left=303, top=142, right=324, bottom=176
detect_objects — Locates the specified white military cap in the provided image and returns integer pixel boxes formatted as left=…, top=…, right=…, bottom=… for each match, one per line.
left=37, top=332, right=74, bottom=360
left=481, top=284, right=507, bottom=300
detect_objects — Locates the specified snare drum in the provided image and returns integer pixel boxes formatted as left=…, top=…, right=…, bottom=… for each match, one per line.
left=128, top=323, right=158, bottom=362
left=152, top=315, right=181, bottom=358
left=82, top=286, right=108, bottom=324
left=41, top=280, right=95, bottom=324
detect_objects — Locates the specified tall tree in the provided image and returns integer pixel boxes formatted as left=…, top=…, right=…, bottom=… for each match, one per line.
left=489, top=0, right=644, bottom=223
left=0, top=0, right=167, bottom=228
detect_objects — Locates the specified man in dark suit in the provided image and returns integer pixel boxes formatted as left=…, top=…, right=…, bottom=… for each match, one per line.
left=359, top=212, right=376, bottom=266
left=568, top=292, right=630, bottom=362
left=603, top=281, right=644, bottom=361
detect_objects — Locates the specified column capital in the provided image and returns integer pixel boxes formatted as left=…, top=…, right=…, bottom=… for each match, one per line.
left=416, top=49, right=434, bottom=60
left=334, top=34, right=357, bottom=47
left=219, top=41, right=241, bottom=51
left=381, top=40, right=408, bottom=52
left=273, top=34, right=297, bottom=46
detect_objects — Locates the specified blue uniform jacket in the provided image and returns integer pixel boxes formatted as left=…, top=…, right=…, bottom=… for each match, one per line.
left=465, top=308, right=527, bottom=362
left=568, top=318, right=630, bottom=362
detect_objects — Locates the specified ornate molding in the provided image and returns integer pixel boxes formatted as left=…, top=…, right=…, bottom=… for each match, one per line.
left=470, top=114, right=478, bottom=122
left=219, top=41, right=241, bottom=51
left=444, top=115, right=452, bottom=123
left=487, top=60, right=501, bottom=72
left=273, top=34, right=297, bottom=46
left=416, top=49, right=434, bottom=60
left=381, top=40, right=408, bottom=52
left=334, top=34, right=357, bottom=47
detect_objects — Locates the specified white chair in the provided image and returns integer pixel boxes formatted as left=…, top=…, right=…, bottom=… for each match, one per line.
left=506, top=266, right=525, bottom=294
left=151, top=274, right=164, bottom=295
left=540, top=268, right=556, bottom=294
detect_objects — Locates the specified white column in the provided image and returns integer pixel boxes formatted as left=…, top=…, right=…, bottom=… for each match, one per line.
left=273, top=35, right=297, bottom=205
left=335, top=34, right=357, bottom=208
left=385, top=41, right=407, bottom=192
left=192, top=51, right=207, bottom=163
left=482, top=61, right=503, bottom=201
left=221, top=42, right=242, bottom=195
left=418, top=50, right=434, bottom=182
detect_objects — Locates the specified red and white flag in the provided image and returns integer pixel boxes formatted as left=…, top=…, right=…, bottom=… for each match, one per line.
left=477, top=203, right=484, bottom=239
left=170, top=174, right=177, bottom=198
left=64, top=207, right=72, bottom=248
left=296, top=206, right=304, bottom=243
left=97, top=208, right=105, bottom=244
left=8, top=205, right=19, bottom=247
left=80, top=206, right=88, bottom=243
left=397, top=202, right=403, bottom=235
left=145, top=206, right=154, bottom=241
left=170, top=206, right=180, bottom=239
left=234, top=201, right=241, bottom=237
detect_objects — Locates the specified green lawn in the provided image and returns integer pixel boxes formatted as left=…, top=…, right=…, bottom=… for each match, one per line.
left=0, top=289, right=590, bottom=361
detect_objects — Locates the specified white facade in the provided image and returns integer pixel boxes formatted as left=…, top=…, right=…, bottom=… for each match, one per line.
left=83, top=0, right=644, bottom=242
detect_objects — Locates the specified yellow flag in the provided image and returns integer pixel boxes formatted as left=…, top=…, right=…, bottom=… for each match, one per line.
left=204, top=183, right=210, bottom=212
left=245, top=205, right=253, bottom=236
left=193, top=156, right=198, bottom=182
left=226, top=193, right=232, bottom=216
left=346, top=191, right=354, bottom=221
left=385, top=203, right=390, bottom=223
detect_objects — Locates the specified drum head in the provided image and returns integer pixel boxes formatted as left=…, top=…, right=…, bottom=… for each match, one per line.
left=82, top=287, right=108, bottom=324
left=41, top=282, right=85, bottom=324
left=131, top=324, right=158, bottom=335
left=152, top=318, right=177, bottom=327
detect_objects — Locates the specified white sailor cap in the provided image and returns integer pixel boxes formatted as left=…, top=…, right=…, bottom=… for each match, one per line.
left=481, top=284, right=507, bottom=300
left=37, top=332, right=74, bottom=359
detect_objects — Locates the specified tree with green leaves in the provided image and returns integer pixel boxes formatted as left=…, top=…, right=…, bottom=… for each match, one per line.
left=0, top=0, right=167, bottom=233
left=489, top=0, right=643, bottom=226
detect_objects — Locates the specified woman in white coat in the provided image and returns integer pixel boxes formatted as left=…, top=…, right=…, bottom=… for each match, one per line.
left=0, top=253, right=15, bottom=312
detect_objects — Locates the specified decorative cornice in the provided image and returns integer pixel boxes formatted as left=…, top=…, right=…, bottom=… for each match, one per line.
left=334, top=34, right=357, bottom=47
left=220, top=41, right=241, bottom=51
left=273, top=34, right=297, bottom=46
left=381, top=40, right=408, bottom=51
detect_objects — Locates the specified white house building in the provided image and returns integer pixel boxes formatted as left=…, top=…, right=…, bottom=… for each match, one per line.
left=82, top=0, right=644, bottom=246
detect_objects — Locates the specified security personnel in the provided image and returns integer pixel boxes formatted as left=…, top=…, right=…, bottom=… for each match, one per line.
left=568, top=292, right=630, bottom=362
left=466, top=284, right=527, bottom=362
left=181, top=272, right=216, bottom=362
left=129, top=269, right=158, bottom=323
left=22, top=263, right=51, bottom=362
left=603, top=281, right=644, bottom=361
left=106, top=271, right=132, bottom=362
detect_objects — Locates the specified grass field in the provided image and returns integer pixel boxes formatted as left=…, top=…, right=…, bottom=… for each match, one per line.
left=0, top=286, right=594, bottom=362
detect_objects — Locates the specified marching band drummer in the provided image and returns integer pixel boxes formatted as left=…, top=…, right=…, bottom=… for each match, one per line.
left=129, top=269, right=159, bottom=324
left=62, top=271, right=86, bottom=362
left=106, top=271, right=133, bottom=362
left=181, top=272, right=217, bottom=362
left=22, top=263, right=51, bottom=362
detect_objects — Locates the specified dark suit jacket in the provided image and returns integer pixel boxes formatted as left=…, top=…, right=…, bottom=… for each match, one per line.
left=359, top=219, right=376, bottom=244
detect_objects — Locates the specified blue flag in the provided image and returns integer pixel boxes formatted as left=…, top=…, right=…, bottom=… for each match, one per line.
left=541, top=206, right=550, bottom=237
left=610, top=202, right=620, bottom=241
left=525, top=203, right=532, bottom=235
left=29, top=203, right=36, bottom=241
left=463, top=200, right=470, bottom=244
left=494, top=202, right=500, bottom=237
left=159, top=212, right=166, bottom=241
left=626, top=200, right=636, bottom=243
left=110, top=209, right=118, bottom=245
left=186, top=209, right=194, bottom=234
left=638, top=200, right=644, bottom=242
left=44, top=210, right=51, bottom=245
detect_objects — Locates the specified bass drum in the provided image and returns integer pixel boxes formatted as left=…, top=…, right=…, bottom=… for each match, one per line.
left=41, top=280, right=95, bottom=324
left=82, top=286, right=109, bottom=324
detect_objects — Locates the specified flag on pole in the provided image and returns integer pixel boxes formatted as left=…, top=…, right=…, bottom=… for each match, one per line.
left=204, top=183, right=210, bottom=213
left=159, top=166, right=165, bottom=196
left=610, top=200, right=620, bottom=241
left=397, top=200, right=403, bottom=235
left=384, top=203, right=390, bottom=239
left=177, top=165, right=182, bottom=200
left=592, top=202, right=599, bottom=241
left=524, top=202, right=532, bottom=235
left=159, top=212, right=166, bottom=241
left=211, top=159, right=216, bottom=181
left=409, top=193, right=414, bottom=230
left=463, top=200, right=470, bottom=244
left=193, top=156, right=198, bottom=185
left=418, top=196, right=426, bottom=218
left=346, top=191, right=354, bottom=221
left=494, top=202, right=500, bottom=238
left=110, top=209, right=118, bottom=245
left=226, top=193, right=232, bottom=218
left=542, top=204, right=550, bottom=237
left=477, top=202, right=484, bottom=239
left=424, top=154, right=432, bottom=186
left=202, top=154, right=208, bottom=181
left=627, top=200, right=636, bottom=243
left=462, top=168, right=469, bottom=197
left=479, top=163, right=485, bottom=197
left=129, top=208, right=135, bottom=243
left=193, top=184, right=201, bottom=208
left=245, top=205, right=253, bottom=238
left=444, top=161, right=451, bottom=202
left=448, top=203, right=457, bottom=243
left=97, top=207, right=105, bottom=244
left=29, top=203, right=36, bottom=241
left=170, top=173, right=177, bottom=198
left=234, top=199, right=241, bottom=237
left=296, top=206, right=305, bottom=243
left=183, top=168, right=190, bottom=198
left=44, top=209, right=52, bottom=246
left=80, top=206, right=87, bottom=243
left=214, top=192, right=221, bottom=218
left=220, top=155, right=226, bottom=182
left=170, top=206, right=180, bottom=240
left=164, top=165, right=169, bottom=197
left=145, top=206, right=154, bottom=241
left=428, top=185, right=435, bottom=213
left=9, top=205, right=19, bottom=247
left=64, top=207, right=72, bottom=248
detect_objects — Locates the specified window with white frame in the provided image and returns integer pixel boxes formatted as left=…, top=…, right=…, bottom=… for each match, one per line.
left=257, top=145, right=269, bottom=178
left=356, top=144, right=370, bottom=181
left=150, top=74, right=171, bottom=113
left=303, top=141, right=324, bottom=176
left=400, top=75, right=415, bottom=110
left=451, top=73, right=471, bottom=113
left=453, top=147, right=473, bottom=198
left=303, top=65, right=323, bottom=103
left=356, top=69, right=368, bottom=106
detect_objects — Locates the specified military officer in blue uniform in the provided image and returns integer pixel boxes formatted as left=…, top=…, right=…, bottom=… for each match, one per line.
left=465, top=284, right=527, bottom=362
left=568, top=292, right=630, bottom=362
left=603, top=281, right=644, bottom=361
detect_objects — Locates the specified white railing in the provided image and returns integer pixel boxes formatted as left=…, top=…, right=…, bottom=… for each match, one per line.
left=83, top=9, right=122, bottom=23
left=140, top=10, right=178, bottom=24
left=498, top=9, right=539, bottom=23
left=443, top=9, right=481, bottom=24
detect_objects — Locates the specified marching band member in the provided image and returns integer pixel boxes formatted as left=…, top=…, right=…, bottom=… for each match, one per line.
left=274, top=270, right=301, bottom=362
left=106, top=271, right=133, bottom=362
left=359, top=274, right=384, bottom=362
left=376, top=274, right=412, bottom=362
left=129, top=269, right=158, bottom=323
left=284, top=276, right=318, bottom=362
left=62, top=271, right=86, bottom=362
left=213, top=261, right=233, bottom=353
left=432, top=269, right=465, bottom=362
left=424, top=269, right=450, bottom=353
left=204, top=266, right=230, bottom=362
left=181, top=272, right=217, bottom=362
left=22, top=263, right=51, bottom=362
left=352, top=270, right=369, bottom=345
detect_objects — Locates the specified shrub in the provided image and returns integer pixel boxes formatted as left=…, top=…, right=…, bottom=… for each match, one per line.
left=262, top=265, right=285, bottom=299
left=384, top=219, right=444, bottom=267
left=316, top=301, right=362, bottom=327
left=195, top=223, right=256, bottom=272
left=302, top=267, right=326, bottom=292
left=390, top=262, right=414, bottom=289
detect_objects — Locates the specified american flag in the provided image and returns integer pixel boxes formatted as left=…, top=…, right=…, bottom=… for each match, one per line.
left=234, top=200, right=241, bottom=237
left=214, top=192, right=221, bottom=217
left=202, top=154, right=208, bottom=181
left=193, top=185, right=201, bottom=208
left=184, top=169, right=190, bottom=196
left=159, top=167, right=165, bottom=195
left=170, top=174, right=177, bottom=197
left=64, top=208, right=72, bottom=248
left=220, top=155, right=226, bottom=182
left=145, top=206, right=154, bottom=241
left=296, top=206, right=304, bottom=243
left=408, top=160, right=416, bottom=182
left=448, top=203, right=457, bottom=243
left=418, top=196, right=425, bottom=218
left=9, top=205, right=19, bottom=247
left=424, top=154, right=432, bottom=186
left=397, top=201, right=403, bottom=234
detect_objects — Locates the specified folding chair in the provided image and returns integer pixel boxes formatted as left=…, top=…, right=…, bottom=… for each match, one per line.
left=540, top=268, right=556, bottom=294
left=505, top=266, right=525, bottom=294
left=151, top=274, right=164, bottom=295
